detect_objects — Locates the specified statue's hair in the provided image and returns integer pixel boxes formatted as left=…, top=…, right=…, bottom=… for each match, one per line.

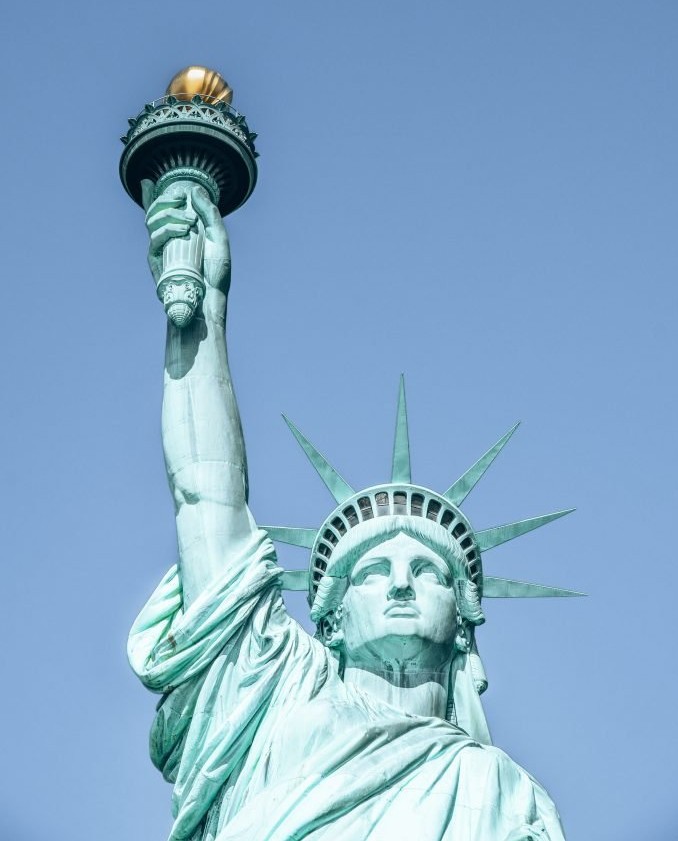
left=310, top=514, right=484, bottom=627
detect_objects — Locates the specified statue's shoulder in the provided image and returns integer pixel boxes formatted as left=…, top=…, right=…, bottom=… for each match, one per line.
left=456, top=740, right=542, bottom=791
left=448, top=741, right=562, bottom=839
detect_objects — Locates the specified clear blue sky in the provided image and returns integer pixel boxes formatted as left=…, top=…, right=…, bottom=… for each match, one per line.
left=1, top=2, right=677, bottom=839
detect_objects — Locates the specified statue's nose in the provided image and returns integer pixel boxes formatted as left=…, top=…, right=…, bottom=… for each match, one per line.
left=387, top=566, right=415, bottom=601
left=387, top=581, right=415, bottom=601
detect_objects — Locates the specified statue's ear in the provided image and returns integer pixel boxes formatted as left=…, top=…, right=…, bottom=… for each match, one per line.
left=141, top=179, right=156, bottom=212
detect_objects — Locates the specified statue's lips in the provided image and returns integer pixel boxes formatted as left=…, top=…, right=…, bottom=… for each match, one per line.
left=384, top=604, right=420, bottom=618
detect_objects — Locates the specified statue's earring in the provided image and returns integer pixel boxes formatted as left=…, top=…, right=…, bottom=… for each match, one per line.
left=454, top=611, right=470, bottom=653
left=320, top=605, right=345, bottom=676
left=321, top=605, right=344, bottom=648
left=332, top=604, right=344, bottom=631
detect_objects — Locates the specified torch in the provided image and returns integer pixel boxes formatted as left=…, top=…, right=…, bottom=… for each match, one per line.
left=119, top=66, right=258, bottom=327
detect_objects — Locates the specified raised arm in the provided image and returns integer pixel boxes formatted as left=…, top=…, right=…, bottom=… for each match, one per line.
left=143, top=181, right=255, bottom=608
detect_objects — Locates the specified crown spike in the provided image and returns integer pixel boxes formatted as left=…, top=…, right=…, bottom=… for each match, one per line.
left=282, top=415, right=355, bottom=504
left=483, top=576, right=585, bottom=598
left=280, top=569, right=311, bottom=591
left=264, top=526, right=318, bottom=549
left=476, top=508, right=575, bottom=552
left=443, top=422, right=520, bottom=506
left=391, top=375, right=411, bottom=483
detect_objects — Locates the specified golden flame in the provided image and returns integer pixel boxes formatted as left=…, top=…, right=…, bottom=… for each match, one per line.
left=166, top=66, right=233, bottom=104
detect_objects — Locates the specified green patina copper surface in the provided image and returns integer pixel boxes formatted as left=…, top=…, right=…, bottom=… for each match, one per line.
left=282, top=414, right=355, bottom=504
left=444, top=422, right=520, bottom=506
left=123, top=74, right=582, bottom=841
left=391, top=375, right=412, bottom=483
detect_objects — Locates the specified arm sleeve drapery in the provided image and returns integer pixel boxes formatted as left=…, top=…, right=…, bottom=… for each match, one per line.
left=127, top=528, right=329, bottom=839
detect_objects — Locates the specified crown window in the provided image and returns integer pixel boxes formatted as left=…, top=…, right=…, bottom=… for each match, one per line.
left=343, top=506, right=359, bottom=527
left=426, top=500, right=441, bottom=521
left=440, top=509, right=455, bottom=528
left=375, top=492, right=390, bottom=515
left=357, top=496, right=374, bottom=520
left=332, top=517, right=347, bottom=535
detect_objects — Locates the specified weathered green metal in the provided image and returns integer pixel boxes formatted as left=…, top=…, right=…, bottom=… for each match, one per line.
left=282, top=414, right=355, bottom=504
left=120, top=76, right=257, bottom=330
left=125, top=86, right=576, bottom=840
left=391, top=375, right=411, bottom=483
left=271, top=390, right=579, bottom=611
left=483, top=577, right=585, bottom=598
left=264, top=526, right=317, bottom=548
left=443, top=422, right=520, bottom=506
left=476, top=509, right=575, bottom=552
left=119, top=93, right=258, bottom=216
left=279, top=569, right=310, bottom=590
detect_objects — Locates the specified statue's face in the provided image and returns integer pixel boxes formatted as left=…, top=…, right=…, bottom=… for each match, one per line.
left=340, top=532, right=458, bottom=671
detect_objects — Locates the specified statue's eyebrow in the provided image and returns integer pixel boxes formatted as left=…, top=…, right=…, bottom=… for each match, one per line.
left=411, top=555, right=448, bottom=571
left=350, top=557, right=391, bottom=581
left=411, top=556, right=452, bottom=583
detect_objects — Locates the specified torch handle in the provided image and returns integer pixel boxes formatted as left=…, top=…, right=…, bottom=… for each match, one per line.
left=156, top=183, right=207, bottom=329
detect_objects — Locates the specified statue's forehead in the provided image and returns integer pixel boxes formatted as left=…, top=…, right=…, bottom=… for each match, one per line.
left=354, top=533, right=450, bottom=565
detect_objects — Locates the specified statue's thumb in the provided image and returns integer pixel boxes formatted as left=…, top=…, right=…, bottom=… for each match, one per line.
left=191, top=186, right=220, bottom=229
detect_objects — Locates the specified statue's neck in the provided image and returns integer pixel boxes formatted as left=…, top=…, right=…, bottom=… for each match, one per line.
left=342, top=663, right=450, bottom=719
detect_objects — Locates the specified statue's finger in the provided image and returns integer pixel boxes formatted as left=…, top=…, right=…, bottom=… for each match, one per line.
left=147, top=206, right=197, bottom=233
left=150, top=222, right=191, bottom=252
left=144, top=194, right=186, bottom=225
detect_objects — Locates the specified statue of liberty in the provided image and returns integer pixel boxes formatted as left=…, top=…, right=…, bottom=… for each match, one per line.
left=124, top=67, right=580, bottom=841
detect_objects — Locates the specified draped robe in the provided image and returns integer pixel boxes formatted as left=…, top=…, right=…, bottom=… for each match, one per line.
left=128, top=529, right=565, bottom=841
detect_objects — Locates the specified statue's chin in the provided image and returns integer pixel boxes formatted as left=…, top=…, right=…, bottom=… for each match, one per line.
left=345, top=630, right=454, bottom=673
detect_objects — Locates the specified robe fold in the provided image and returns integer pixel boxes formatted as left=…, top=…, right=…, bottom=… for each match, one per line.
left=128, top=529, right=565, bottom=841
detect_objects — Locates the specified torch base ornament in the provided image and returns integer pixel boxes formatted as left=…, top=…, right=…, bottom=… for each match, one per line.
left=157, top=274, right=205, bottom=328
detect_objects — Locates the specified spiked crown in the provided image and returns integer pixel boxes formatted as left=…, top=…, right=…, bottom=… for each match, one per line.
left=265, top=378, right=582, bottom=611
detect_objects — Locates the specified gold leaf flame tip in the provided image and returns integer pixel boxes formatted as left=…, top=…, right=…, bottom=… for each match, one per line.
left=166, top=66, right=233, bottom=105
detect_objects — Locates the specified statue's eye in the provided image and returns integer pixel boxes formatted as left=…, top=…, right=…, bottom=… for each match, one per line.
left=413, top=561, right=449, bottom=585
left=352, top=560, right=390, bottom=585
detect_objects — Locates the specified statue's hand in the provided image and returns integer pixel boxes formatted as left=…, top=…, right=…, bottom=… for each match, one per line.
left=141, top=179, right=232, bottom=303
left=191, top=186, right=231, bottom=295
